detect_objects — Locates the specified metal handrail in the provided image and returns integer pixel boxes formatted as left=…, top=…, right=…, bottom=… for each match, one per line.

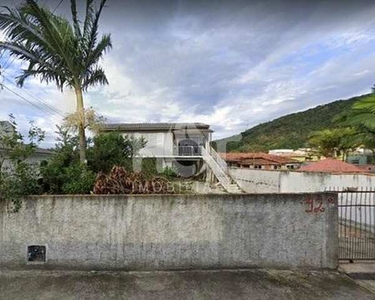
left=201, top=147, right=231, bottom=187
left=178, top=146, right=201, bottom=156
left=209, top=146, right=228, bottom=172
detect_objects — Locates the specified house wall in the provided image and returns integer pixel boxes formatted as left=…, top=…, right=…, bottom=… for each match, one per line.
left=229, top=167, right=375, bottom=193
left=0, top=193, right=338, bottom=271
left=126, top=132, right=174, bottom=157
left=0, top=151, right=52, bottom=172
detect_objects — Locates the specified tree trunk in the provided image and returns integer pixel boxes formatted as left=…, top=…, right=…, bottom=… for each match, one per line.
left=75, top=87, right=86, bottom=164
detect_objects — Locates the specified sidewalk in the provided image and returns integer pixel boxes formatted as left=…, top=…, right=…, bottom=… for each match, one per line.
left=340, top=261, right=375, bottom=293
left=0, top=269, right=374, bottom=300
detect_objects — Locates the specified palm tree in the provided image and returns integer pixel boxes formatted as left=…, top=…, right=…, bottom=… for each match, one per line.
left=349, top=94, right=375, bottom=129
left=0, top=0, right=112, bottom=163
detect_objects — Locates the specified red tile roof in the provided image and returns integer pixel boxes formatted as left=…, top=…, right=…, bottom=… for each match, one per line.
left=299, top=158, right=363, bottom=173
left=220, top=152, right=298, bottom=165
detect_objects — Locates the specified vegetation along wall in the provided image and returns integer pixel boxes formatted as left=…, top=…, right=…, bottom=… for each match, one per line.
left=0, top=193, right=338, bottom=270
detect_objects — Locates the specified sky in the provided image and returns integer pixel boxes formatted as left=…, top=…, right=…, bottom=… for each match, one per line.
left=1, top=0, right=375, bottom=147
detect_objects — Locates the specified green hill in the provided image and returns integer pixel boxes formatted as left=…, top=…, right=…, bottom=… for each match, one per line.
left=216, top=94, right=369, bottom=152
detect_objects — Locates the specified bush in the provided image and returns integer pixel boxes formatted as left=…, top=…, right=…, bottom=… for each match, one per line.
left=93, top=166, right=174, bottom=194
left=0, top=162, right=42, bottom=212
left=61, top=164, right=96, bottom=194
left=40, top=126, right=80, bottom=194
left=160, top=166, right=178, bottom=179
left=141, top=157, right=158, bottom=178
left=87, top=132, right=146, bottom=173
left=0, top=115, right=45, bottom=211
left=41, top=129, right=146, bottom=194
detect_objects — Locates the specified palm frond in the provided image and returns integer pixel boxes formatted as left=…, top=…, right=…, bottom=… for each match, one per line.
left=85, top=33, right=111, bottom=67
left=0, top=0, right=110, bottom=91
left=70, top=0, right=81, bottom=38
left=82, top=67, right=108, bottom=91
left=353, top=94, right=375, bottom=112
left=83, top=0, right=95, bottom=39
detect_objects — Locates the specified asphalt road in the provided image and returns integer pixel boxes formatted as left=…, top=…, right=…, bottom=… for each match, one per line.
left=0, top=269, right=374, bottom=300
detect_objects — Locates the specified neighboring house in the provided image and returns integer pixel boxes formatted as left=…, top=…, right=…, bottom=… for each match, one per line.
left=346, top=154, right=368, bottom=165
left=99, top=122, right=242, bottom=193
left=299, top=158, right=363, bottom=174
left=0, top=121, right=53, bottom=171
left=268, top=148, right=320, bottom=162
left=220, top=152, right=301, bottom=170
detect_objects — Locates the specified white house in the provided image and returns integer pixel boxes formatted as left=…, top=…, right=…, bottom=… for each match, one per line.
left=99, top=122, right=242, bottom=193
left=99, top=123, right=212, bottom=176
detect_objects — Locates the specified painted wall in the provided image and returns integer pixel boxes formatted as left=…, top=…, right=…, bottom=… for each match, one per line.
left=128, top=132, right=174, bottom=157
left=229, top=168, right=281, bottom=193
left=229, top=167, right=375, bottom=193
left=0, top=151, right=52, bottom=173
left=0, top=193, right=338, bottom=271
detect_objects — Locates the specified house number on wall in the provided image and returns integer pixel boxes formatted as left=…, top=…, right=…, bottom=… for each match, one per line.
left=305, top=198, right=325, bottom=213
left=304, top=196, right=335, bottom=213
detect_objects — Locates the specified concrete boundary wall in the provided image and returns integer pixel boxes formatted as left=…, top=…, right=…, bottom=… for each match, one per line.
left=0, top=194, right=338, bottom=271
left=230, top=168, right=281, bottom=193
left=230, top=167, right=375, bottom=193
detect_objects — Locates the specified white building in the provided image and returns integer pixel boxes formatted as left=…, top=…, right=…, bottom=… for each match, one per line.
left=99, top=122, right=242, bottom=193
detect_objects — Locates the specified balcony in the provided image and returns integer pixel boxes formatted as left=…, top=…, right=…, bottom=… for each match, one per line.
left=178, top=145, right=202, bottom=156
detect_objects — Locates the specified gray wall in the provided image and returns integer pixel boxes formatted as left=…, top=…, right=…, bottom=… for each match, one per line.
left=0, top=194, right=338, bottom=271
left=230, top=167, right=375, bottom=193
left=230, top=168, right=281, bottom=193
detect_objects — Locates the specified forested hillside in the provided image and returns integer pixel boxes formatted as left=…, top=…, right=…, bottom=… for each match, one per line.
left=217, top=94, right=369, bottom=152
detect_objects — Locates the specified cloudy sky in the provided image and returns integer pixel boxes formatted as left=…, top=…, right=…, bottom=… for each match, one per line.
left=1, top=0, right=375, bottom=147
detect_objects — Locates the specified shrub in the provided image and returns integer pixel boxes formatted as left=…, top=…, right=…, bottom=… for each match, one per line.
left=160, top=166, right=178, bottom=179
left=0, top=162, right=42, bottom=211
left=93, top=166, right=174, bottom=194
left=40, top=126, right=80, bottom=194
left=61, top=164, right=96, bottom=194
left=141, top=157, right=158, bottom=178
left=87, top=132, right=146, bottom=173
left=0, top=115, right=45, bottom=211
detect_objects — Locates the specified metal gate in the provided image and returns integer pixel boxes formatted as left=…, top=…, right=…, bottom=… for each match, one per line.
left=336, top=190, right=375, bottom=261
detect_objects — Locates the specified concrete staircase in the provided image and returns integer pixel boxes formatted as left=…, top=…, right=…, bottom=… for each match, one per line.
left=201, top=147, right=243, bottom=194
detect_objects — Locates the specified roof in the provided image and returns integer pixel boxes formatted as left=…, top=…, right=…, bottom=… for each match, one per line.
left=299, top=158, right=363, bottom=173
left=240, top=158, right=280, bottom=166
left=356, top=164, right=375, bottom=172
left=100, top=122, right=212, bottom=132
left=35, top=147, right=54, bottom=155
left=220, top=152, right=299, bottom=165
left=0, top=146, right=53, bottom=156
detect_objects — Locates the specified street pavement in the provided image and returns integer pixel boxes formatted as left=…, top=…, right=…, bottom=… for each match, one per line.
left=0, top=269, right=374, bottom=300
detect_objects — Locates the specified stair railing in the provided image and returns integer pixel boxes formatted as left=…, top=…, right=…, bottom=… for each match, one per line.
left=209, top=146, right=228, bottom=173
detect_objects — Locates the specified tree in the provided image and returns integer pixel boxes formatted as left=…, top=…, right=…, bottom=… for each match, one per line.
left=0, top=114, right=45, bottom=171
left=0, top=0, right=112, bottom=163
left=63, top=107, right=107, bottom=135
left=347, top=94, right=375, bottom=130
left=0, top=115, right=45, bottom=211
left=308, top=129, right=341, bottom=158
left=40, top=125, right=94, bottom=194
left=87, top=132, right=146, bottom=173
left=308, top=127, right=358, bottom=159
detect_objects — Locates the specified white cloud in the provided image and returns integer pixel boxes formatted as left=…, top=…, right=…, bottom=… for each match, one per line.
left=2, top=0, right=375, bottom=145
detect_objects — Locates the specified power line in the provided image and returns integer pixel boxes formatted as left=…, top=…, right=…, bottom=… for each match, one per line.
left=2, top=74, right=65, bottom=117
left=0, top=83, right=63, bottom=121
left=52, top=0, right=65, bottom=13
